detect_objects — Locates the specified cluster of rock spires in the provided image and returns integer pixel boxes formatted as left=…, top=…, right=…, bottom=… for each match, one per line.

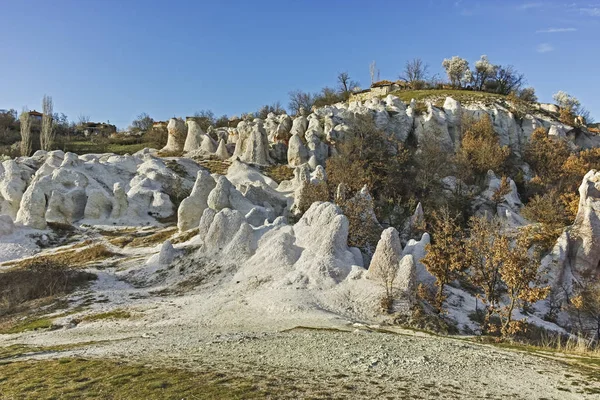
left=0, top=149, right=200, bottom=229
left=2, top=94, right=600, bottom=328
left=159, top=95, right=598, bottom=168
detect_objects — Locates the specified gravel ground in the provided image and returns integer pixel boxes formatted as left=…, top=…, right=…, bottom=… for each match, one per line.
left=5, top=321, right=599, bottom=399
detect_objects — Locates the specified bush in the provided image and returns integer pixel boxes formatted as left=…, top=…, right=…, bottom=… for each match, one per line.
left=524, top=128, right=571, bottom=186
left=518, top=87, right=537, bottom=103
left=337, top=189, right=383, bottom=254
left=521, top=190, right=570, bottom=252
left=143, top=127, right=168, bottom=148
left=296, top=181, right=329, bottom=216
left=421, top=207, right=467, bottom=311
left=325, top=114, right=410, bottom=223
left=456, top=114, right=510, bottom=183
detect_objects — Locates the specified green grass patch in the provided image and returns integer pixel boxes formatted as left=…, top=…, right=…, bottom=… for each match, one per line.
left=62, top=140, right=148, bottom=155
left=0, top=358, right=267, bottom=399
left=81, top=309, right=131, bottom=323
left=1, top=317, right=54, bottom=334
left=0, top=341, right=116, bottom=360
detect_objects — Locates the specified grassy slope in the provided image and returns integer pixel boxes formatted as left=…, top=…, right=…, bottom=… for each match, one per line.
left=389, top=89, right=507, bottom=105
left=62, top=141, right=148, bottom=155
left=0, top=358, right=267, bottom=399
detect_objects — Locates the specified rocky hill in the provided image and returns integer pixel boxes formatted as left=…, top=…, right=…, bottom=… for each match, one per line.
left=1, top=93, right=600, bottom=398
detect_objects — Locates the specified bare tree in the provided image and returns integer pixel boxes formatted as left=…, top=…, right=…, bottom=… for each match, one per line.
left=193, top=109, right=216, bottom=131
left=19, top=109, right=32, bottom=156
left=369, top=61, right=378, bottom=85
left=401, top=58, right=429, bottom=84
left=131, top=112, right=154, bottom=133
left=255, top=102, right=286, bottom=119
left=40, top=95, right=54, bottom=151
left=77, top=114, right=90, bottom=126
left=491, top=65, right=525, bottom=95
left=337, top=72, right=359, bottom=94
left=288, top=90, right=315, bottom=115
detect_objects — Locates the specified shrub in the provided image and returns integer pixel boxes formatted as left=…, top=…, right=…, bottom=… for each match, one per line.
left=313, top=87, right=346, bottom=108
left=456, top=114, right=510, bottom=183
left=325, top=114, right=410, bottom=223
left=296, top=181, right=329, bottom=216
left=0, top=261, right=96, bottom=317
left=492, top=176, right=512, bottom=205
left=518, top=87, right=537, bottom=103
left=524, top=128, right=570, bottom=186
left=421, top=207, right=467, bottom=311
left=465, top=216, right=506, bottom=333
left=521, top=190, right=570, bottom=252
left=498, top=235, right=549, bottom=337
left=569, top=276, right=600, bottom=342
left=337, top=189, right=383, bottom=254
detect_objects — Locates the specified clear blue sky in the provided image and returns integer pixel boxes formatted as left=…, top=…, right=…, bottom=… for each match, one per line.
left=0, top=0, right=598, bottom=128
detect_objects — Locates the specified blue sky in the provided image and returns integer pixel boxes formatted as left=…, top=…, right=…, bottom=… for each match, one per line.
left=0, top=0, right=598, bottom=128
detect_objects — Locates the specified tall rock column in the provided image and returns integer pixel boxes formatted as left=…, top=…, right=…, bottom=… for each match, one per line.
left=570, top=170, right=600, bottom=277
left=161, top=118, right=186, bottom=154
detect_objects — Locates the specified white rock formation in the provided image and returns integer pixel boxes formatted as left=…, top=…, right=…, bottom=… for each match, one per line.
left=232, top=120, right=272, bottom=165
left=402, top=232, right=434, bottom=285
left=284, top=202, right=359, bottom=286
left=183, top=119, right=206, bottom=152
left=215, top=139, right=230, bottom=160
left=482, top=170, right=522, bottom=210
left=287, top=134, right=309, bottom=167
left=366, top=227, right=402, bottom=281
left=200, top=135, right=217, bottom=153
left=203, top=208, right=246, bottom=254
left=0, top=159, right=36, bottom=219
left=570, top=170, right=600, bottom=277
left=8, top=151, right=198, bottom=229
left=158, top=240, right=177, bottom=265
left=162, top=118, right=187, bottom=153
left=198, top=207, right=217, bottom=238
left=397, top=254, right=417, bottom=305
left=177, top=170, right=216, bottom=232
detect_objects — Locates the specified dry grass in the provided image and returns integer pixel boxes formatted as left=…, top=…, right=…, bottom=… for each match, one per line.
left=196, top=159, right=231, bottom=175
left=156, top=150, right=183, bottom=157
left=6, top=244, right=119, bottom=270
left=0, top=260, right=97, bottom=332
left=412, top=101, right=428, bottom=115
left=0, top=341, right=116, bottom=360
left=537, top=333, right=600, bottom=357
left=108, top=227, right=177, bottom=248
left=262, top=164, right=294, bottom=183
left=171, top=228, right=199, bottom=244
